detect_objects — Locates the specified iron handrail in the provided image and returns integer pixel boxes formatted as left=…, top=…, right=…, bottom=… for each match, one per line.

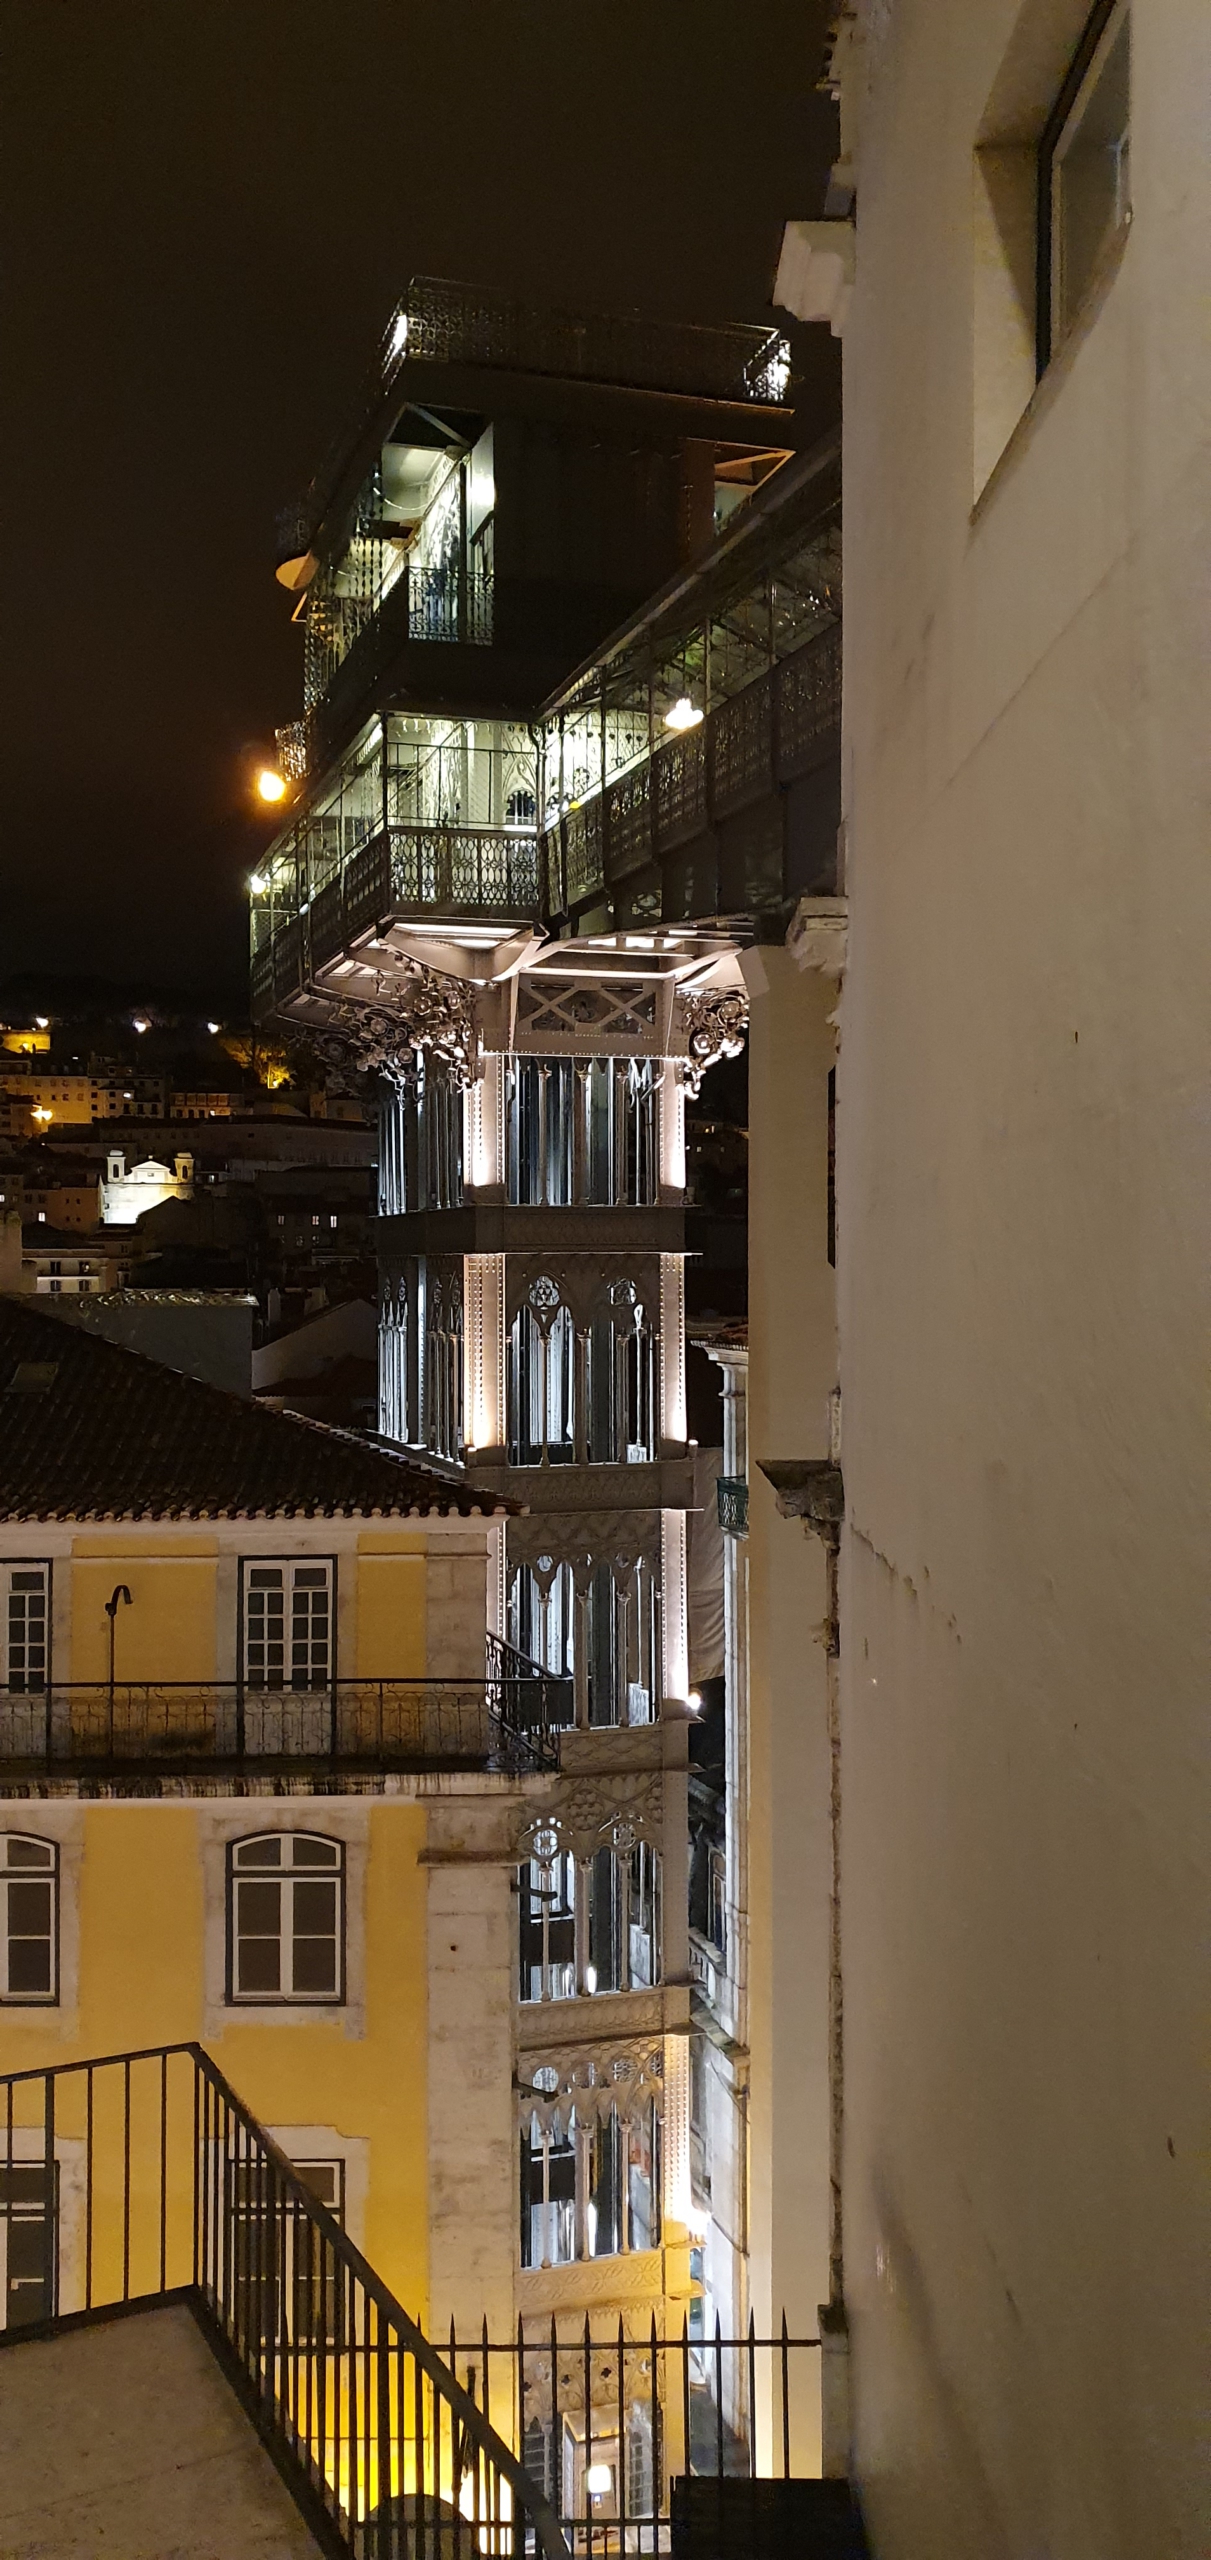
left=0, top=1671, right=565, bottom=1776
left=0, top=2041, right=570, bottom=2560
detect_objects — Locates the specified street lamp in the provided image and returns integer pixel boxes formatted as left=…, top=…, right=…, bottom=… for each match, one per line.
left=105, top=1584, right=132, bottom=1755
left=256, top=768, right=287, bottom=804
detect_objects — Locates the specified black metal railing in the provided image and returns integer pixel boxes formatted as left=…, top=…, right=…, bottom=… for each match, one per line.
left=716, top=1478, right=749, bottom=1539
left=486, top=1636, right=574, bottom=1745
left=389, top=824, right=539, bottom=917
left=540, top=619, right=842, bottom=923
left=437, top=2318, right=821, bottom=2553
left=0, top=1672, right=565, bottom=1780
left=0, top=2045, right=568, bottom=2560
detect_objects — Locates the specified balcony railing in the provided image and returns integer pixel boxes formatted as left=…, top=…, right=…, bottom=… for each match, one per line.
left=255, top=821, right=542, bottom=1013
left=541, top=619, right=842, bottom=922
left=0, top=1661, right=567, bottom=1781
left=0, top=2044, right=569, bottom=2560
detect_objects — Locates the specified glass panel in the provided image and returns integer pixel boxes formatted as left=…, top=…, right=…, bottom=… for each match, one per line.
left=1055, top=4, right=1131, bottom=337
left=588, top=1847, right=622, bottom=1992
left=590, top=2113, right=623, bottom=2257
left=235, top=1879, right=282, bottom=1994
left=292, top=1935, right=338, bottom=1995
left=290, top=1570, right=330, bottom=1691
left=245, top=1570, right=285, bottom=1693
left=519, top=1855, right=576, bottom=2001
left=6, top=1569, right=48, bottom=1695
left=291, top=1836, right=339, bottom=1867
left=236, top=1937, right=281, bottom=1994
left=628, top=2108, right=660, bottom=2253
left=235, top=1836, right=282, bottom=1867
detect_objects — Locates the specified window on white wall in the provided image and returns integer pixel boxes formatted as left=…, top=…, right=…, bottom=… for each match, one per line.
left=227, top=1834, right=344, bottom=2002
left=0, top=1836, right=58, bottom=2003
left=241, top=1562, right=333, bottom=1694
left=2, top=1566, right=50, bottom=1693
left=1038, top=0, right=1130, bottom=370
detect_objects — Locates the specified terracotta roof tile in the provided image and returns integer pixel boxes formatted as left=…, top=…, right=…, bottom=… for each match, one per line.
left=0, top=1297, right=511, bottom=1521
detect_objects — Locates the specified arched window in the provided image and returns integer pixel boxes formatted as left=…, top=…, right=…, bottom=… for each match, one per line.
left=0, top=1836, right=58, bottom=2003
left=508, top=1280, right=575, bottom=1466
left=425, top=1271, right=463, bottom=1461
left=379, top=1274, right=409, bottom=1443
left=508, top=1558, right=574, bottom=1686
left=520, top=2098, right=661, bottom=2267
left=587, top=1283, right=656, bottom=1465
left=587, top=1556, right=660, bottom=1726
left=518, top=1835, right=661, bottom=2002
left=518, top=1841, right=576, bottom=2002
left=227, top=1834, right=344, bottom=2004
left=377, top=1080, right=409, bottom=1216
left=506, top=1059, right=657, bottom=1206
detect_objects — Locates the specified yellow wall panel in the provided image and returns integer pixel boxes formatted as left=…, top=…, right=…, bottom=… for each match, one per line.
left=355, top=1555, right=427, bottom=1679
left=79, top=1806, right=206, bottom=2054
left=70, top=1556, right=218, bottom=1683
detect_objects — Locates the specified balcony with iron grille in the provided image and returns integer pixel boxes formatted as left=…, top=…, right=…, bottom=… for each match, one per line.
left=250, top=710, right=544, bottom=1022
left=537, top=442, right=842, bottom=938
left=0, top=1641, right=568, bottom=1789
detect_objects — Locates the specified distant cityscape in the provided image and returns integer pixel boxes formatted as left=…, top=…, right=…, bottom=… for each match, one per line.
left=0, top=983, right=746, bottom=1439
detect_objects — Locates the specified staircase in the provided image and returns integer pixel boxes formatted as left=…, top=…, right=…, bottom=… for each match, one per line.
left=0, top=2042, right=565, bottom=2560
left=0, top=2042, right=873, bottom=2558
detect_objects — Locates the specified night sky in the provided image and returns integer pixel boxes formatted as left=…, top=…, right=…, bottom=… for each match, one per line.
left=1, top=0, right=837, bottom=1007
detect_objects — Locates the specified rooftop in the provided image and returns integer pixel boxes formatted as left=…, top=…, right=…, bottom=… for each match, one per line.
left=0, top=1299, right=511, bottom=1521
left=284, top=275, right=796, bottom=561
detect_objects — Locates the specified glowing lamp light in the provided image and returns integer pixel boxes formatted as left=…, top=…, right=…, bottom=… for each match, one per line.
left=132, top=1017, right=150, bottom=1034
left=32, top=1107, right=53, bottom=1125
left=206, top=1021, right=221, bottom=1035
left=388, top=310, right=409, bottom=362
left=585, top=2468, right=612, bottom=2500
left=256, top=767, right=287, bottom=804
left=249, top=873, right=269, bottom=897
left=664, top=697, right=703, bottom=733
left=687, top=1690, right=703, bottom=1714
left=34, top=1016, right=49, bottom=1030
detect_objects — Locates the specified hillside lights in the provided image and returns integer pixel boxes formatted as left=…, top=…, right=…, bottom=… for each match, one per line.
left=663, top=697, right=703, bottom=733
left=256, top=767, right=287, bottom=804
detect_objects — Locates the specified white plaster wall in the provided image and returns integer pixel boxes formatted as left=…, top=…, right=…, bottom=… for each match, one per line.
left=839, top=4, right=1211, bottom=2554
left=425, top=1534, right=493, bottom=1678
left=744, top=949, right=838, bottom=2417
left=426, top=1856, right=517, bottom=2340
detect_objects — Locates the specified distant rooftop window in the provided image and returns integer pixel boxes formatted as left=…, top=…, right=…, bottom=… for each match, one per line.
left=6, top=1363, right=60, bottom=1395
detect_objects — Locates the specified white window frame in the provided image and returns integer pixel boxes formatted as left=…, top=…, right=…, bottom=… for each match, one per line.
left=2, top=1562, right=51, bottom=1695
left=0, top=1834, right=59, bottom=2004
left=1037, top=0, right=1131, bottom=371
left=226, top=1832, right=345, bottom=2006
left=239, top=1557, right=336, bottom=1696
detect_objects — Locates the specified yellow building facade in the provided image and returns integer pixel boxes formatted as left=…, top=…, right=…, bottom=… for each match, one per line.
left=0, top=1296, right=693, bottom=2396
left=0, top=1297, right=537, bottom=2341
